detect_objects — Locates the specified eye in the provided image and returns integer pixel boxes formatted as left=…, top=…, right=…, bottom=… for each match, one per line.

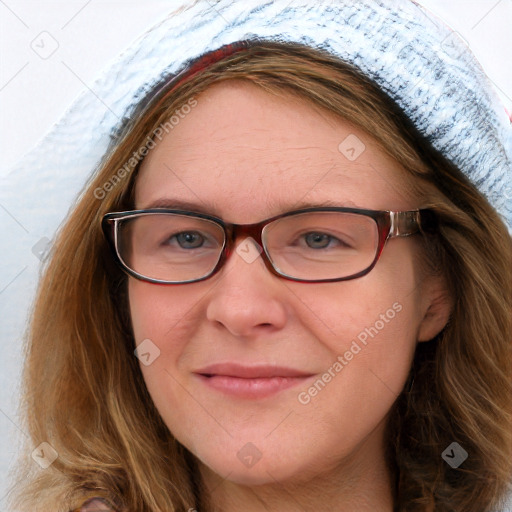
left=301, top=232, right=348, bottom=249
left=165, top=231, right=207, bottom=249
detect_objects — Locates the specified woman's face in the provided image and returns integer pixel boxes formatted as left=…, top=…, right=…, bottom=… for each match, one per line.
left=129, top=80, right=446, bottom=486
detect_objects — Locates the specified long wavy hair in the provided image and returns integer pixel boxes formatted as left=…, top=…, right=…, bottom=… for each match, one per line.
left=7, top=41, right=512, bottom=512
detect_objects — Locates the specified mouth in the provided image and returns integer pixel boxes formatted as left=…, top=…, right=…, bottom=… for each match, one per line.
left=194, top=363, right=316, bottom=399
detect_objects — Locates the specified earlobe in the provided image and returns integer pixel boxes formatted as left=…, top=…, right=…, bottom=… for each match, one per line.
left=417, top=278, right=452, bottom=343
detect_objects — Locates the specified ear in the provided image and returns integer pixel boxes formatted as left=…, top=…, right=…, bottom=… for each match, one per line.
left=417, top=274, right=452, bottom=342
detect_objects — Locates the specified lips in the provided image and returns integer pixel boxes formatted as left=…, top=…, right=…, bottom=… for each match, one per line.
left=195, top=363, right=314, bottom=379
left=194, top=363, right=316, bottom=399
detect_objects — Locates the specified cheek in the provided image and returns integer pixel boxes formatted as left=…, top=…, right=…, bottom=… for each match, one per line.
left=129, top=279, right=201, bottom=347
left=128, top=279, right=205, bottom=415
left=293, top=244, right=421, bottom=358
left=296, top=293, right=418, bottom=407
left=128, top=278, right=207, bottom=401
left=291, top=246, right=421, bottom=408
left=286, top=275, right=419, bottom=467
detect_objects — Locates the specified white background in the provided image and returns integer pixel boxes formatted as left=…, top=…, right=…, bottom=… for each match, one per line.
left=0, top=0, right=511, bottom=509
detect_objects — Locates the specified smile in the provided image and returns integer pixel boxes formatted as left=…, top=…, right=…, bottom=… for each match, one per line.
left=194, top=363, right=316, bottom=399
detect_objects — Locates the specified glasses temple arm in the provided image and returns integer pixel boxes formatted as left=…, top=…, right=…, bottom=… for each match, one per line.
left=389, top=210, right=436, bottom=237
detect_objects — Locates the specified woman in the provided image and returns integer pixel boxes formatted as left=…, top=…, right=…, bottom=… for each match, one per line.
left=7, top=1, right=512, bottom=511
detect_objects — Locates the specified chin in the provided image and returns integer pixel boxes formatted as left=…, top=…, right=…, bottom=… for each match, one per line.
left=203, top=461, right=296, bottom=487
left=196, top=444, right=330, bottom=488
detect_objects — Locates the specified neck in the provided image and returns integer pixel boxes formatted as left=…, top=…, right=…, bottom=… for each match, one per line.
left=197, top=424, right=395, bottom=512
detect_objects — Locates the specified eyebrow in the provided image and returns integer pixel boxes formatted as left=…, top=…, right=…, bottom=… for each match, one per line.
left=140, top=197, right=360, bottom=216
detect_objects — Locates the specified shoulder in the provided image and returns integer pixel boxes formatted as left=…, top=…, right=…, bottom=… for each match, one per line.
left=71, top=497, right=116, bottom=512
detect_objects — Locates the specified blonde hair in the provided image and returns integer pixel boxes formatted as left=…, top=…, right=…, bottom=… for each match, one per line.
left=7, top=41, right=512, bottom=512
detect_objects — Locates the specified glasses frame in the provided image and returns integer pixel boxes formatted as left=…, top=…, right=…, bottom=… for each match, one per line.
left=102, top=207, right=437, bottom=284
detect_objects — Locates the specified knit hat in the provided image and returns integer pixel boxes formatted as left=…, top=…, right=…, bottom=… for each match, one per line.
left=3, top=0, right=511, bottom=235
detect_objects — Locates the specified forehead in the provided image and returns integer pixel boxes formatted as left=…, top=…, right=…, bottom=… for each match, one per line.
left=135, top=80, right=416, bottom=222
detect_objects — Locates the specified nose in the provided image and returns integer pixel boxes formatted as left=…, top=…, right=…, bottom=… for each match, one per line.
left=205, top=237, right=287, bottom=338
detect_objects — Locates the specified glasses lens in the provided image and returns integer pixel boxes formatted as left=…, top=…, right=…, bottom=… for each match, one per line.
left=263, top=212, right=379, bottom=280
left=117, top=213, right=225, bottom=282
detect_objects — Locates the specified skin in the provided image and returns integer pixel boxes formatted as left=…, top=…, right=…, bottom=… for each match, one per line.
left=128, top=80, right=451, bottom=511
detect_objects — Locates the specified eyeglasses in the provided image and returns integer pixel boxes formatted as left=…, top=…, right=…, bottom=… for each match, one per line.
left=102, top=207, right=437, bottom=284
